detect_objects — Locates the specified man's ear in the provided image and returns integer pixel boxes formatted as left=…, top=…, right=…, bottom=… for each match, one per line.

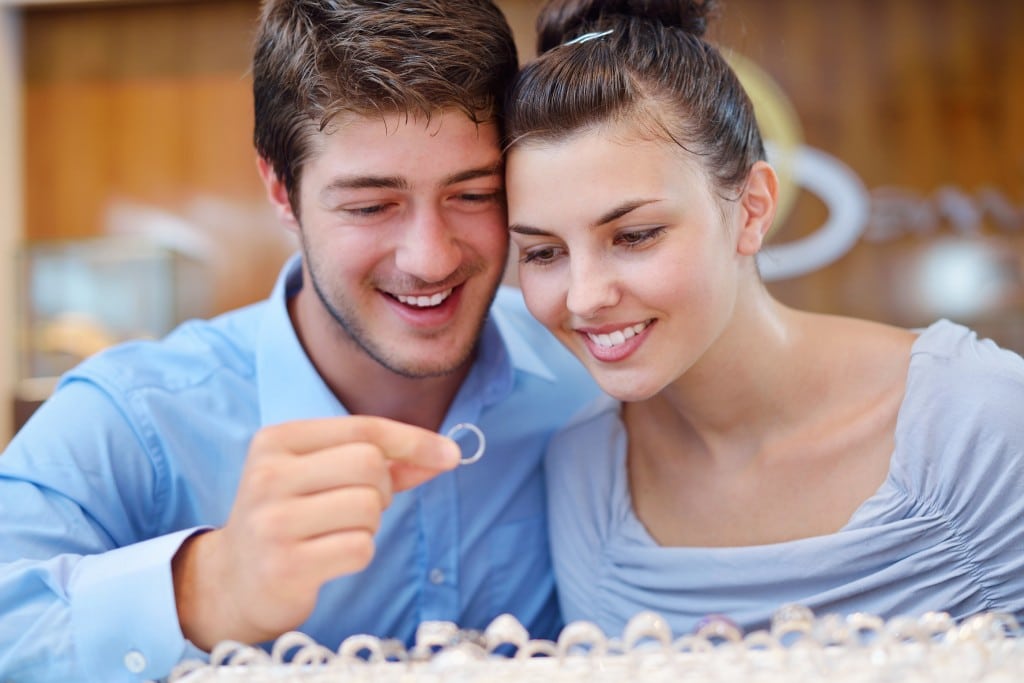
left=257, top=157, right=300, bottom=233
left=736, top=160, right=778, bottom=256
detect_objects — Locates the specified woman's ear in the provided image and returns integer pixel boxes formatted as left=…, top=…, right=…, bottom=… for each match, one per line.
left=257, top=157, right=301, bottom=233
left=736, top=160, right=778, bottom=256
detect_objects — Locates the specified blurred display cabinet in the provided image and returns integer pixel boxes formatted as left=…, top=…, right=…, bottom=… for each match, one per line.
left=14, top=236, right=201, bottom=426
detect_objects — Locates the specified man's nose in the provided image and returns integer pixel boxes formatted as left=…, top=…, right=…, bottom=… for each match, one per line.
left=394, top=206, right=462, bottom=283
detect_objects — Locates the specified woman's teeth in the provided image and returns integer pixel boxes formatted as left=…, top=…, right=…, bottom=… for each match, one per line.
left=586, top=321, right=650, bottom=348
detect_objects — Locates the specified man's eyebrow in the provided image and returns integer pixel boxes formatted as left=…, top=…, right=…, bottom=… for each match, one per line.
left=318, top=162, right=503, bottom=201
left=509, top=199, right=662, bottom=236
left=321, top=175, right=409, bottom=195
left=442, top=161, right=504, bottom=186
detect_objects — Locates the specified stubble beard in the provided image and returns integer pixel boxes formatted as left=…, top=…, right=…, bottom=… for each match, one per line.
left=304, top=248, right=502, bottom=380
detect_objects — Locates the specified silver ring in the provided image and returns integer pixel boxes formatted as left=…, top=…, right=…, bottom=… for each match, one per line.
left=446, top=422, right=486, bottom=465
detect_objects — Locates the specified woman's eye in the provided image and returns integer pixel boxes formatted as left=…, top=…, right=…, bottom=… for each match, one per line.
left=616, top=227, right=665, bottom=247
left=520, top=246, right=562, bottom=265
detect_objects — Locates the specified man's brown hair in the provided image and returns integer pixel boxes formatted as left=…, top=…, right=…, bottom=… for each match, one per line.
left=253, top=0, right=518, bottom=211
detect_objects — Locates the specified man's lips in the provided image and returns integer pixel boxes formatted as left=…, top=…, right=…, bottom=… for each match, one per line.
left=393, top=288, right=454, bottom=308
left=381, top=285, right=464, bottom=328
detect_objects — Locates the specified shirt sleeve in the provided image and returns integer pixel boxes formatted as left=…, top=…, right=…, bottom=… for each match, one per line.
left=897, top=330, right=1024, bottom=616
left=0, top=380, right=209, bottom=682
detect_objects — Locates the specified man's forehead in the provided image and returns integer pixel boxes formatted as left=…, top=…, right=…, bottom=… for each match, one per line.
left=317, top=159, right=504, bottom=198
left=322, top=107, right=495, bottom=137
left=308, top=113, right=503, bottom=198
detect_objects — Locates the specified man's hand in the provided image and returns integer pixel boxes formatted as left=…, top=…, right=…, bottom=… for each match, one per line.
left=171, top=416, right=460, bottom=650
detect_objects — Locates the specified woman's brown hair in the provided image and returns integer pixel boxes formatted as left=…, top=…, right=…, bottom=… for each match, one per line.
left=506, top=0, right=763, bottom=198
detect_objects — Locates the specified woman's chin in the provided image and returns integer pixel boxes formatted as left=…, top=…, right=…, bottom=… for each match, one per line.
left=594, top=376, right=661, bottom=403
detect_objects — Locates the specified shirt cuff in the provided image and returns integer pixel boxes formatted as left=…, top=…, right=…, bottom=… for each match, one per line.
left=70, top=527, right=212, bottom=682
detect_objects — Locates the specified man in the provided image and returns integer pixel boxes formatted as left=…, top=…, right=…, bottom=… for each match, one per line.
left=0, top=2, right=598, bottom=681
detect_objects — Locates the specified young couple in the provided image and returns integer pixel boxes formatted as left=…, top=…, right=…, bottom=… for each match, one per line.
left=2, top=0, right=1022, bottom=680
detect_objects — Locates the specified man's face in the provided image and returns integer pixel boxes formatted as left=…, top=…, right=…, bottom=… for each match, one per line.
left=270, top=109, right=509, bottom=379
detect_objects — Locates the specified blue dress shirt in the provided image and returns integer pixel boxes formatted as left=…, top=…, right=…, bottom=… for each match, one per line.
left=0, top=255, right=598, bottom=682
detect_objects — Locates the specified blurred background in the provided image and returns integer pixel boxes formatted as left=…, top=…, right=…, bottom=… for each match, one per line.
left=0, top=0, right=1021, bottom=446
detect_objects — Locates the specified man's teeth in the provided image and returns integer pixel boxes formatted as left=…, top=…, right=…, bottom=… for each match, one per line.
left=396, top=289, right=452, bottom=308
left=587, top=321, right=649, bottom=348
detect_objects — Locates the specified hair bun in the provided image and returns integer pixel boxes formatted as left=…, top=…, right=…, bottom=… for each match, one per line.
left=536, top=0, right=717, bottom=53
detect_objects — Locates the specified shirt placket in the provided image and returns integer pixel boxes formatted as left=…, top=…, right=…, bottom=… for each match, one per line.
left=417, top=470, right=460, bottom=623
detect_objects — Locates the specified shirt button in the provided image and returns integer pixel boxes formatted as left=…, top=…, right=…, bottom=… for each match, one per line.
left=123, top=650, right=147, bottom=674
left=429, top=568, right=445, bottom=585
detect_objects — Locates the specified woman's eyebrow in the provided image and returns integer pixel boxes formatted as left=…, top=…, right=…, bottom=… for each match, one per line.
left=509, top=198, right=663, bottom=236
left=593, top=198, right=661, bottom=227
left=508, top=223, right=549, bottom=236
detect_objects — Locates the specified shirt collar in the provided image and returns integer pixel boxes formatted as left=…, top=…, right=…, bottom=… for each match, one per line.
left=257, top=254, right=344, bottom=426
left=488, top=288, right=559, bottom=383
left=255, top=259, right=557, bottom=427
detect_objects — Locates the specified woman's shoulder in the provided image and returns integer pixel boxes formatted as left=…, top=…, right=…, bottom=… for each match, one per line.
left=894, top=321, right=1024, bottom=609
left=902, top=320, right=1024, bottom=431
left=913, top=321, right=1024, bottom=378
left=893, top=319, right=1024, bottom=529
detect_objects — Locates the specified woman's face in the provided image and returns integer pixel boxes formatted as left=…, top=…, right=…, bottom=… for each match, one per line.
left=507, top=125, right=755, bottom=401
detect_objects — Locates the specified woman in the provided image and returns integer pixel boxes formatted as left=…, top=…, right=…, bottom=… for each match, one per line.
left=504, top=0, right=1024, bottom=637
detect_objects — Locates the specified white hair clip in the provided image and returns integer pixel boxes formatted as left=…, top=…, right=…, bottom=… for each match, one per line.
left=562, top=28, right=614, bottom=47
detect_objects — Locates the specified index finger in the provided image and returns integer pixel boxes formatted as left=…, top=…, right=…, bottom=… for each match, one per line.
left=265, top=416, right=461, bottom=471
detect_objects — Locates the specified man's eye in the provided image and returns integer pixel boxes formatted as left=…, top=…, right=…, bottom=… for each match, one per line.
left=459, top=191, right=502, bottom=203
left=344, top=204, right=389, bottom=216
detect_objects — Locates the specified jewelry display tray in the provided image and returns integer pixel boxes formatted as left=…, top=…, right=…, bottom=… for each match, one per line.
left=170, top=606, right=1023, bottom=682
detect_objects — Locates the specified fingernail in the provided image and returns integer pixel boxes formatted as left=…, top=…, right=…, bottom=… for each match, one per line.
left=441, top=440, right=461, bottom=468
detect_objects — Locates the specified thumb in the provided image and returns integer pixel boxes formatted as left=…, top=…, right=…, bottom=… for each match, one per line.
left=389, top=461, right=456, bottom=492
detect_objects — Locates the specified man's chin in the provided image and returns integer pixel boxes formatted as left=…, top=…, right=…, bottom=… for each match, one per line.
left=370, top=340, right=475, bottom=379
left=384, top=357, right=470, bottom=380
